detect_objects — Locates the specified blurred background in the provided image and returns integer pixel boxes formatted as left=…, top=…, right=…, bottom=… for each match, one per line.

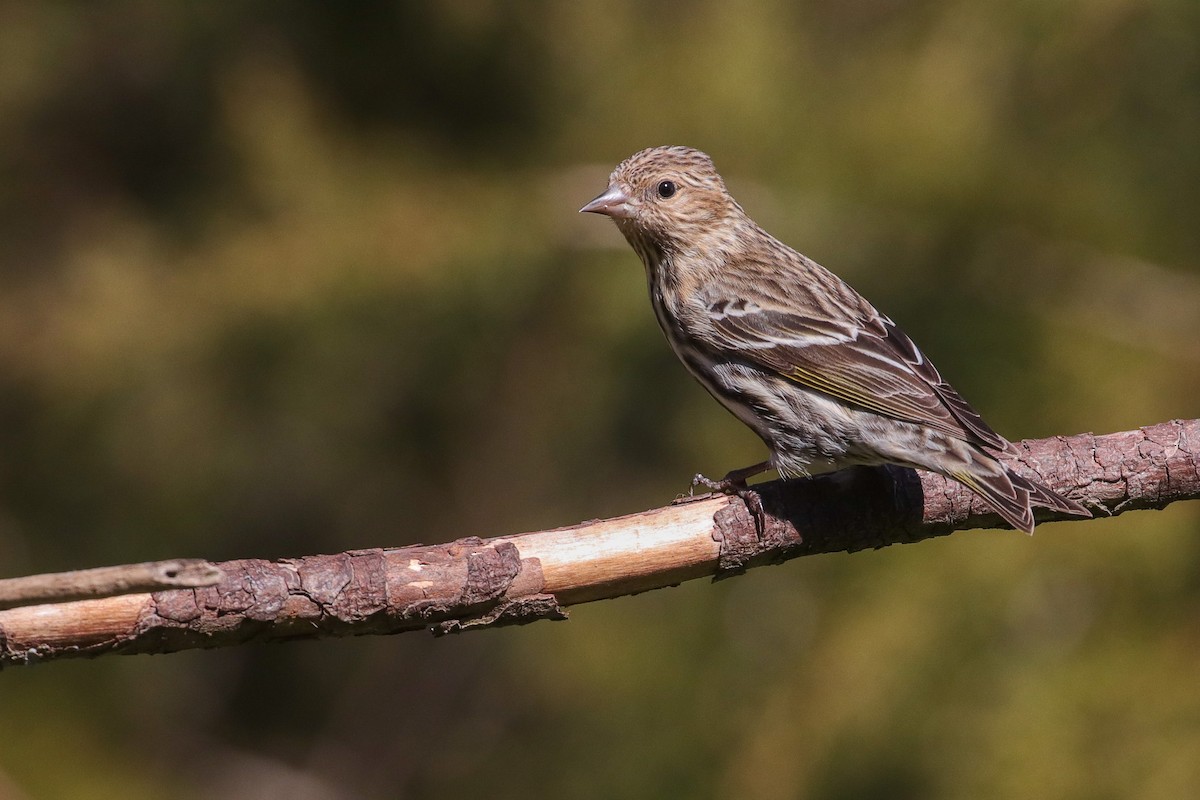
left=1, top=2, right=1198, bottom=798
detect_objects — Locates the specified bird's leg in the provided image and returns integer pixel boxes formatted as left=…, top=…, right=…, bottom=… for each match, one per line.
left=691, top=461, right=771, bottom=494
left=686, top=461, right=772, bottom=537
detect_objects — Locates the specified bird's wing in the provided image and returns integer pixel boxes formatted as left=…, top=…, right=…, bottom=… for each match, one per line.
left=704, top=297, right=1010, bottom=452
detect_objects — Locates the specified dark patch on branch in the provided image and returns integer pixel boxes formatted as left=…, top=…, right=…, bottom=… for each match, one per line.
left=708, top=420, right=1198, bottom=567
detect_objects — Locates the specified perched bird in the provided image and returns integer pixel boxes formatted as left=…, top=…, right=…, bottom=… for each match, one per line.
left=580, top=145, right=1090, bottom=533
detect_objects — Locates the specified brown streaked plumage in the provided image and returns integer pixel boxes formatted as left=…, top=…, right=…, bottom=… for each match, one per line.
left=581, top=145, right=1091, bottom=533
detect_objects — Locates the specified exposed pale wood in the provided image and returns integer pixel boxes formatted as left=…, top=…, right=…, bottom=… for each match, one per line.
left=501, top=498, right=726, bottom=603
left=0, top=420, right=1196, bottom=667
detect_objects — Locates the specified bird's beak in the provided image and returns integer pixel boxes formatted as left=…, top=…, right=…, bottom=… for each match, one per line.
left=579, top=185, right=633, bottom=219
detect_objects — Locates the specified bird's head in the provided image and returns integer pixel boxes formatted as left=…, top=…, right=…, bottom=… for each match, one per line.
left=580, top=146, right=741, bottom=252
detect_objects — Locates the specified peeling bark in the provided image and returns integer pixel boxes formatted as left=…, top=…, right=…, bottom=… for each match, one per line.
left=0, top=420, right=1196, bottom=668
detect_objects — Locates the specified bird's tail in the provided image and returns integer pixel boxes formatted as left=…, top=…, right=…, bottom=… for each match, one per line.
left=950, top=452, right=1091, bottom=534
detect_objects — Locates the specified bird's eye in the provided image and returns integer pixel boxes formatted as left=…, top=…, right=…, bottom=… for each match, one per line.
left=656, top=180, right=677, bottom=199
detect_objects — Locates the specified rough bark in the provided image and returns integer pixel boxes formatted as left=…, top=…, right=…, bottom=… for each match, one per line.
left=0, top=420, right=1196, bottom=668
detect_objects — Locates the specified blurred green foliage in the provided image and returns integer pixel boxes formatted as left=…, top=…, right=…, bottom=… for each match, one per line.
left=0, top=2, right=1198, bottom=798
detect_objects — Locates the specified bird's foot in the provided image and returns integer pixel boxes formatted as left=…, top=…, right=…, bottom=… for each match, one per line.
left=688, top=472, right=767, bottom=539
left=672, top=472, right=727, bottom=504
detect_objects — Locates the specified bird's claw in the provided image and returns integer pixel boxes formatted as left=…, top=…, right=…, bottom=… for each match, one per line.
left=688, top=472, right=767, bottom=539
left=672, top=473, right=726, bottom=504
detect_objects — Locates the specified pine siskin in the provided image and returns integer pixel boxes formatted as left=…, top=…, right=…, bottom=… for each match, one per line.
left=581, top=145, right=1090, bottom=533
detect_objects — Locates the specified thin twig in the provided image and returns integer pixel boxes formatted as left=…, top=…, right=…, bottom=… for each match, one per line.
left=0, top=559, right=223, bottom=611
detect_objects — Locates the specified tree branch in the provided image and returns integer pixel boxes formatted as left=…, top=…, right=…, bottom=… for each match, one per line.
left=1, top=420, right=1196, bottom=668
